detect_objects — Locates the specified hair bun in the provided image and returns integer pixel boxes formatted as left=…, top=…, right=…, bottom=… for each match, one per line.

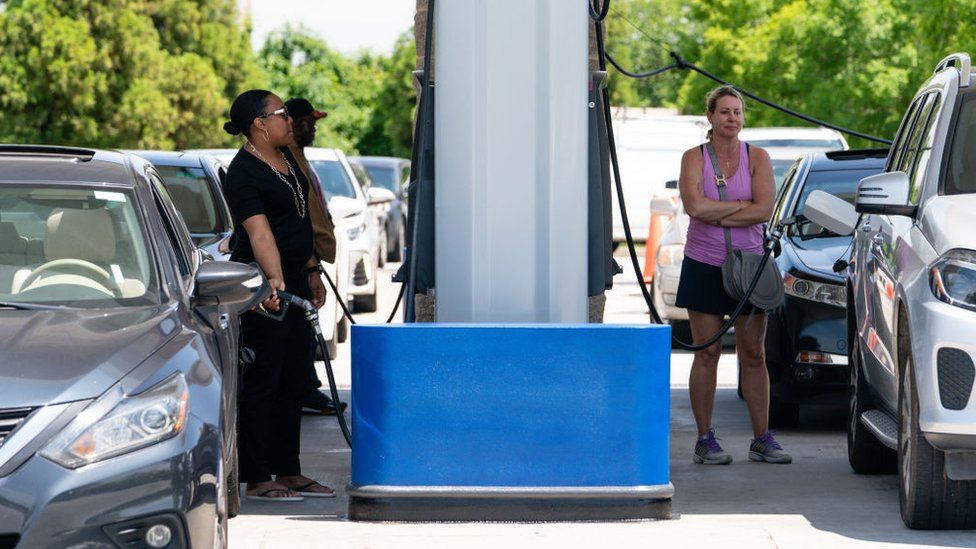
left=223, top=120, right=241, bottom=136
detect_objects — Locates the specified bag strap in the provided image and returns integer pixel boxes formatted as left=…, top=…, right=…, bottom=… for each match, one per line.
left=704, top=141, right=734, bottom=255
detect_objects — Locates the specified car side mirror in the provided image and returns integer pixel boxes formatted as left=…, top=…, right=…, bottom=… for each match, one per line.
left=649, top=196, right=677, bottom=216
left=368, top=187, right=396, bottom=205
left=804, top=190, right=859, bottom=236
left=855, top=171, right=917, bottom=217
left=664, top=180, right=678, bottom=190
left=193, top=260, right=269, bottom=313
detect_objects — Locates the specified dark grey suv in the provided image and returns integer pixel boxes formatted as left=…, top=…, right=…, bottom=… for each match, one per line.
left=0, top=146, right=267, bottom=548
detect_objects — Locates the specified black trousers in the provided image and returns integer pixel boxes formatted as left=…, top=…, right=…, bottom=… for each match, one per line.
left=238, top=273, right=312, bottom=484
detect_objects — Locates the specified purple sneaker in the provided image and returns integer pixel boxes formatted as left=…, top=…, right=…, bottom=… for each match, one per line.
left=693, top=429, right=733, bottom=465
left=749, top=431, right=792, bottom=464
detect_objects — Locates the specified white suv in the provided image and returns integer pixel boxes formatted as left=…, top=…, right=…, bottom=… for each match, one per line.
left=808, top=53, right=976, bottom=529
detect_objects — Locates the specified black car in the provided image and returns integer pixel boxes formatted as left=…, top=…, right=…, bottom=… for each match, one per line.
left=354, top=156, right=410, bottom=262
left=0, top=145, right=267, bottom=548
left=761, top=148, right=888, bottom=427
left=126, top=150, right=234, bottom=260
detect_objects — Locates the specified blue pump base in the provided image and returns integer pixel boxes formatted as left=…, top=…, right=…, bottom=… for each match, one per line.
left=348, top=324, right=672, bottom=522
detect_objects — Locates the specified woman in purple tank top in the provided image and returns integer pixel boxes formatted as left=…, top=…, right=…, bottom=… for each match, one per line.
left=675, top=86, right=791, bottom=465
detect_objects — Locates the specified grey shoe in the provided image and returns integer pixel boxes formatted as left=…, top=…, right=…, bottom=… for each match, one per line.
left=749, top=431, right=792, bottom=463
left=693, top=429, right=733, bottom=465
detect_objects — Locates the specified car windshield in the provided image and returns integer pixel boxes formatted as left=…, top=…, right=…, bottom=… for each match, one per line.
left=363, top=165, right=398, bottom=193
left=946, top=91, right=976, bottom=195
left=310, top=160, right=357, bottom=200
left=791, top=168, right=878, bottom=239
left=749, top=138, right=844, bottom=149
left=156, top=166, right=222, bottom=238
left=0, top=185, right=158, bottom=307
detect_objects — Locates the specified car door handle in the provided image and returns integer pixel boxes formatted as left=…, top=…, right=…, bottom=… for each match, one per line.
left=872, top=233, right=884, bottom=245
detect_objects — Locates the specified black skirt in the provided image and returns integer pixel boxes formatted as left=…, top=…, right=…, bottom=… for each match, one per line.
left=675, top=256, right=761, bottom=316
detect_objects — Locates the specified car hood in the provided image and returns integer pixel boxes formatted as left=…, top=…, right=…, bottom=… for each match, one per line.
left=922, top=194, right=976, bottom=255
left=0, top=305, right=181, bottom=408
left=789, top=235, right=851, bottom=278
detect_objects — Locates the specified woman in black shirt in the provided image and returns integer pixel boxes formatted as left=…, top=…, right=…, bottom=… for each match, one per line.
left=223, top=90, right=331, bottom=501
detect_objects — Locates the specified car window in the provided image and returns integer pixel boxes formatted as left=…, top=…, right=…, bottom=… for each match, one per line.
left=0, top=185, right=158, bottom=307
left=401, top=164, right=411, bottom=186
left=945, top=90, right=976, bottom=195
left=771, top=162, right=799, bottom=223
left=907, top=93, right=943, bottom=203
left=364, top=165, right=399, bottom=193
left=792, top=168, right=881, bottom=238
left=147, top=172, right=195, bottom=281
left=310, top=159, right=358, bottom=200
left=898, top=92, right=940, bottom=203
left=155, top=166, right=221, bottom=235
left=888, top=95, right=926, bottom=172
left=349, top=162, right=373, bottom=189
left=771, top=158, right=797, bottom=191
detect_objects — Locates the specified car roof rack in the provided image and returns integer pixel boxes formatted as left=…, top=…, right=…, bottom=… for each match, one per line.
left=934, top=53, right=972, bottom=88
left=0, top=145, right=97, bottom=162
left=824, top=148, right=890, bottom=160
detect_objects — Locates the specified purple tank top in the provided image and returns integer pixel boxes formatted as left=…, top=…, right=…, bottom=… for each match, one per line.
left=684, top=141, right=764, bottom=267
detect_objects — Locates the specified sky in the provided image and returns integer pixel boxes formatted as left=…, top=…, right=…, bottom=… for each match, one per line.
left=243, top=0, right=416, bottom=55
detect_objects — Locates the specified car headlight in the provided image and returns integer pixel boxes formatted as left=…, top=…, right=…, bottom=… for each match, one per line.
left=657, top=244, right=685, bottom=267
left=930, top=249, right=976, bottom=312
left=347, top=221, right=367, bottom=240
left=40, top=373, right=188, bottom=469
left=783, top=272, right=845, bottom=307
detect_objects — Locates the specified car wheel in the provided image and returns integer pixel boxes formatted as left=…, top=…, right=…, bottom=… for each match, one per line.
left=353, top=291, right=378, bottom=313
left=337, top=315, right=349, bottom=343
left=898, top=335, right=976, bottom=529
left=377, top=230, right=387, bottom=268
left=387, top=218, right=405, bottom=263
left=848, top=336, right=896, bottom=474
left=227, top=442, right=239, bottom=519
left=668, top=319, right=692, bottom=349
left=769, top=396, right=799, bottom=428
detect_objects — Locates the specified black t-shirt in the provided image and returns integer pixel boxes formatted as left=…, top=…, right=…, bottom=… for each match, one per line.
left=225, top=147, right=313, bottom=275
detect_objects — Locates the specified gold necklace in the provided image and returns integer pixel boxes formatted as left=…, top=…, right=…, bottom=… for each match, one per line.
left=247, top=141, right=307, bottom=219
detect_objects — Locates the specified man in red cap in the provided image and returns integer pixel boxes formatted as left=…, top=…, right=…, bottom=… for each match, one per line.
left=285, top=97, right=347, bottom=417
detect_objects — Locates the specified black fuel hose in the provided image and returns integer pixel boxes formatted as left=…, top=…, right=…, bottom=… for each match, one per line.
left=276, top=290, right=353, bottom=448
left=591, top=1, right=775, bottom=351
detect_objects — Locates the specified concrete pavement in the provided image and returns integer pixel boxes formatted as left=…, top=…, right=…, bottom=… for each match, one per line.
left=230, top=258, right=976, bottom=548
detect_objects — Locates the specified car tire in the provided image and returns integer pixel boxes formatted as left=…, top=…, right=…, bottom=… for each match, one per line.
left=337, top=315, right=349, bottom=344
left=353, top=291, right=377, bottom=313
left=848, top=337, right=896, bottom=474
left=377, top=230, right=387, bottom=268
left=387, top=219, right=404, bottom=263
left=898, top=332, right=976, bottom=529
left=769, top=396, right=799, bottom=428
left=669, top=319, right=692, bottom=349
left=226, top=444, right=239, bottom=519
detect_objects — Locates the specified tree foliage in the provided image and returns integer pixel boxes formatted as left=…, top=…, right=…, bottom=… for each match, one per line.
left=0, top=0, right=264, bottom=149
left=606, top=0, right=976, bottom=147
left=257, top=27, right=415, bottom=158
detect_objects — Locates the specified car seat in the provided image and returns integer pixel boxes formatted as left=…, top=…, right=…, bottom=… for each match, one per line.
left=11, top=208, right=145, bottom=298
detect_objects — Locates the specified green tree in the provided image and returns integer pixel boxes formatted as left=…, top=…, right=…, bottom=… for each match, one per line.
left=259, top=26, right=415, bottom=158
left=357, top=32, right=417, bottom=158
left=0, top=0, right=264, bottom=148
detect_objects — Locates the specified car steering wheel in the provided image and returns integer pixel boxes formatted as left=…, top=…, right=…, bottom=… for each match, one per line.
left=19, top=259, right=120, bottom=295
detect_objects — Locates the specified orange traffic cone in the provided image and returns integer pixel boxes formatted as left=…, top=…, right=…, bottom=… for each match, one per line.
left=643, top=206, right=667, bottom=284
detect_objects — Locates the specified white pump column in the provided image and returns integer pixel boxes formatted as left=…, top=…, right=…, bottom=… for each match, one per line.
left=435, top=0, right=589, bottom=323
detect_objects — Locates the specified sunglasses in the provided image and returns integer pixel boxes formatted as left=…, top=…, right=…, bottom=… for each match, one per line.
left=260, top=106, right=290, bottom=119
